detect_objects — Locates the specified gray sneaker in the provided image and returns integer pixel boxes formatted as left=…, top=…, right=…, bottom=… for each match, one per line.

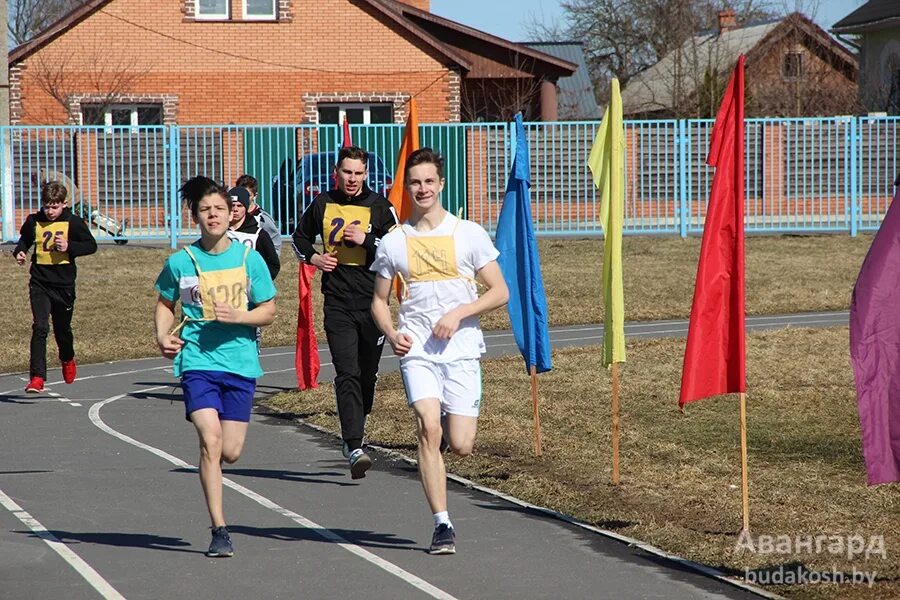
left=429, top=524, right=456, bottom=555
left=341, top=441, right=351, bottom=459
left=207, top=526, right=233, bottom=557
left=348, top=448, right=372, bottom=479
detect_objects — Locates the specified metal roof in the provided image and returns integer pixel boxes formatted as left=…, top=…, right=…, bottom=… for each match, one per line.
left=832, top=0, right=900, bottom=33
left=524, top=42, right=601, bottom=119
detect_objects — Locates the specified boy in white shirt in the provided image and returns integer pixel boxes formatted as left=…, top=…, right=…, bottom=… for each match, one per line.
left=370, top=148, right=508, bottom=555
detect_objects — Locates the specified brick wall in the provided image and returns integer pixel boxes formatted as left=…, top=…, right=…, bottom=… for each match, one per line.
left=14, top=0, right=454, bottom=125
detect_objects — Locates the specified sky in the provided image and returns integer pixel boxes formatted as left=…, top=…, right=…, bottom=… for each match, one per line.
left=429, top=0, right=870, bottom=43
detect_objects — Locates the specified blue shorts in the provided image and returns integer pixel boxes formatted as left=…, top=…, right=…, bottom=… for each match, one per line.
left=181, top=370, right=256, bottom=423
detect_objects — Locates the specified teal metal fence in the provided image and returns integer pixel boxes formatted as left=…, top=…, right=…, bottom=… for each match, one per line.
left=1, top=117, right=897, bottom=246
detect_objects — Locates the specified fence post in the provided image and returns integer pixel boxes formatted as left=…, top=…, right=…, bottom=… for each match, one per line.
left=168, top=126, right=180, bottom=249
left=849, top=117, right=859, bottom=237
left=0, top=127, right=11, bottom=242
left=678, top=119, right=689, bottom=238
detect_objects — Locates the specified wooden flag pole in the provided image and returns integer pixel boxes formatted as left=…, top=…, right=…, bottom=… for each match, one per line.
left=611, top=363, right=621, bottom=485
left=739, top=391, right=750, bottom=532
left=531, top=365, right=542, bottom=456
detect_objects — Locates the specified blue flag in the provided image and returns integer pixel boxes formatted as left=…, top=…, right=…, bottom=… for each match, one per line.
left=495, top=114, right=552, bottom=374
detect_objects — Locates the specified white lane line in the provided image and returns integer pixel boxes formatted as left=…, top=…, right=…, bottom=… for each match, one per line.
left=0, top=488, right=126, bottom=600
left=89, top=386, right=458, bottom=600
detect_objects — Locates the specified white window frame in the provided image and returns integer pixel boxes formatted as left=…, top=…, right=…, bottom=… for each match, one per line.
left=243, top=0, right=276, bottom=20
left=318, top=103, right=394, bottom=125
left=196, top=0, right=229, bottom=20
left=80, top=103, right=164, bottom=132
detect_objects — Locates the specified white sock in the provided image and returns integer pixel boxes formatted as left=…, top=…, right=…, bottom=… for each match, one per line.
left=433, top=511, right=452, bottom=528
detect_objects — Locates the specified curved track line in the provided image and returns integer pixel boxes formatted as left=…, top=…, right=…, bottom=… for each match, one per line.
left=88, top=386, right=459, bottom=600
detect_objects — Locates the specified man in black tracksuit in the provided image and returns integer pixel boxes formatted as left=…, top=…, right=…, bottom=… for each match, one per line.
left=227, top=186, right=280, bottom=280
left=292, top=146, right=397, bottom=479
left=13, top=180, right=97, bottom=393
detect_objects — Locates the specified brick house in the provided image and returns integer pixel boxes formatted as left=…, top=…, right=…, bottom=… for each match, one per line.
left=8, top=0, right=576, bottom=127
left=622, top=11, right=858, bottom=118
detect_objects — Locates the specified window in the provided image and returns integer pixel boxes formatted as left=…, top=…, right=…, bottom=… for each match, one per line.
left=782, top=52, right=803, bottom=79
left=317, top=103, right=394, bottom=124
left=197, top=0, right=228, bottom=19
left=81, top=104, right=164, bottom=129
left=244, top=0, right=276, bottom=20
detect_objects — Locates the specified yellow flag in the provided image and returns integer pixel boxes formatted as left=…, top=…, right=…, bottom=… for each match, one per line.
left=588, top=79, right=626, bottom=366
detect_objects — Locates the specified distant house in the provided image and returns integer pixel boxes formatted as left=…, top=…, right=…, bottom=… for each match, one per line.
left=8, top=0, right=576, bottom=126
left=523, top=42, right=600, bottom=120
left=832, top=0, right=900, bottom=113
left=622, top=11, right=858, bottom=118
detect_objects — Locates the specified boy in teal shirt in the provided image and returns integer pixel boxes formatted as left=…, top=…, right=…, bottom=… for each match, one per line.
left=154, top=176, right=277, bottom=558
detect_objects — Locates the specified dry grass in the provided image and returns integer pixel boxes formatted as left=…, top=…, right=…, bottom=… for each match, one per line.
left=263, top=327, right=900, bottom=600
left=0, top=234, right=871, bottom=373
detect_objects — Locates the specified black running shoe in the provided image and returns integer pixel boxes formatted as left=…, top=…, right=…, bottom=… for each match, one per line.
left=429, top=524, right=456, bottom=555
left=207, top=526, right=234, bottom=557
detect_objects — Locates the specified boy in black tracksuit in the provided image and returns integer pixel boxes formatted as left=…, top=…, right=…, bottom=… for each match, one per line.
left=13, top=181, right=97, bottom=393
left=227, top=186, right=280, bottom=280
left=292, top=146, right=397, bottom=479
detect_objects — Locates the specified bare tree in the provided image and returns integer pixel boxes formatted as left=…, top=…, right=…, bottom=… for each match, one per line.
left=460, top=53, right=543, bottom=122
left=526, top=0, right=775, bottom=105
left=25, top=41, right=149, bottom=123
left=8, top=0, right=82, bottom=46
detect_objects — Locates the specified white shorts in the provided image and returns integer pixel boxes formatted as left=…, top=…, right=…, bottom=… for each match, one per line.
left=400, top=358, right=482, bottom=417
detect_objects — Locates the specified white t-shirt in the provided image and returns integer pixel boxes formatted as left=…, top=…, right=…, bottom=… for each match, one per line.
left=371, top=213, right=499, bottom=363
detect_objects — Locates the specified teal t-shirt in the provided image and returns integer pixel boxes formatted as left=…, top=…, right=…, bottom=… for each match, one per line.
left=155, top=240, right=277, bottom=379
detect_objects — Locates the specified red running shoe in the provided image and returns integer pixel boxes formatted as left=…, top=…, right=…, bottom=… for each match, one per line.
left=25, top=377, right=45, bottom=393
left=61, top=359, right=77, bottom=384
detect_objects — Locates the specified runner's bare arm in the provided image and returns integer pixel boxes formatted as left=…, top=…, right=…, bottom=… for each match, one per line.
left=155, top=295, right=184, bottom=359
left=372, top=275, right=412, bottom=356
left=432, top=261, right=509, bottom=340
left=213, top=298, right=276, bottom=327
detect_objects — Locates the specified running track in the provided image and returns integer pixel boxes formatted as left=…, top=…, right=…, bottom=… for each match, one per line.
left=0, top=311, right=846, bottom=599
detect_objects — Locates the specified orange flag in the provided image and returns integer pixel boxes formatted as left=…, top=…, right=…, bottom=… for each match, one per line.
left=387, top=99, right=419, bottom=300
left=388, top=98, right=419, bottom=224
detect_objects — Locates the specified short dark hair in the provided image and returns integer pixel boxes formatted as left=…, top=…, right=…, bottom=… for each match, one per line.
left=336, top=145, right=368, bottom=169
left=40, top=181, right=68, bottom=205
left=405, top=147, right=444, bottom=179
left=235, top=174, right=258, bottom=195
left=180, top=176, right=228, bottom=218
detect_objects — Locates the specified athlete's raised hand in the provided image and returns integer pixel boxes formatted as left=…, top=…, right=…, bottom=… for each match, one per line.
left=432, top=308, right=463, bottom=340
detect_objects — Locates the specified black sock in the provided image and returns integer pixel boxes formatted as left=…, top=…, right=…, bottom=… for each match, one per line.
left=346, top=438, right=363, bottom=452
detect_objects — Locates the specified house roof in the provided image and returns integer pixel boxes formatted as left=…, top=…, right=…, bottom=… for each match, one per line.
left=622, top=12, right=856, bottom=115
left=832, top=0, right=900, bottom=33
left=523, top=42, right=600, bottom=118
left=10, top=0, right=576, bottom=82
left=381, top=0, right=576, bottom=79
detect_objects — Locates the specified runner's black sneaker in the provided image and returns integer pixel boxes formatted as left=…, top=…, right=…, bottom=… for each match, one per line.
left=207, top=526, right=234, bottom=557
left=429, top=524, right=456, bottom=555
left=349, top=448, right=372, bottom=479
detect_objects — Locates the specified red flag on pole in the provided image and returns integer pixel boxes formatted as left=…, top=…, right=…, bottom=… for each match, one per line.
left=295, top=262, right=320, bottom=390
left=679, top=55, right=746, bottom=408
left=342, top=115, right=352, bottom=148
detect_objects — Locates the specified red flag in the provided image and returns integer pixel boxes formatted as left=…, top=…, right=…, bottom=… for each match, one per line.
left=388, top=98, right=419, bottom=224
left=342, top=116, right=352, bottom=148
left=679, top=55, right=746, bottom=408
left=295, top=263, right=320, bottom=390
